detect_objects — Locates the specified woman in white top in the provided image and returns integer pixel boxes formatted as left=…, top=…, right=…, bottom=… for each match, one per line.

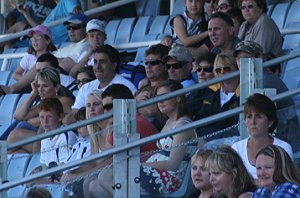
left=232, top=93, right=293, bottom=180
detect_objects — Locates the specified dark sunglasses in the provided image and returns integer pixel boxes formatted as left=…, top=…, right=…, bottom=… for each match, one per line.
left=216, top=3, right=230, bottom=11
left=196, top=65, right=214, bottom=73
left=166, top=62, right=186, bottom=70
left=241, top=4, right=255, bottom=10
left=103, top=103, right=113, bottom=111
left=75, top=78, right=92, bottom=85
left=67, top=25, right=84, bottom=31
left=214, top=66, right=231, bottom=74
left=145, top=60, right=163, bottom=66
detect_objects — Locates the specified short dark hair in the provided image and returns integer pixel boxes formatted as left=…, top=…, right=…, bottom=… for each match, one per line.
left=26, top=187, right=52, bottom=198
left=244, top=93, right=278, bottom=133
left=38, top=97, right=63, bottom=116
left=36, top=53, right=59, bottom=69
left=226, top=7, right=245, bottom=26
left=94, top=45, right=120, bottom=71
left=102, top=84, right=134, bottom=99
left=75, top=66, right=96, bottom=80
left=209, top=11, right=234, bottom=27
left=145, top=44, right=170, bottom=59
left=195, top=52, right=217, bottom=65
left=74, top=107, right=86, bottom=121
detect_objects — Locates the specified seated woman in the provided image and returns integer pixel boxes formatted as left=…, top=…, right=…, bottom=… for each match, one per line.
left=206, top=145, right=257, bottom=198
left=232, top=93, right=293, bottom=179
left=6, top=67, right=74, bottom=153
left=253, top=145, right=300, bottom=197
left=188, top=149, right=215, bottom=198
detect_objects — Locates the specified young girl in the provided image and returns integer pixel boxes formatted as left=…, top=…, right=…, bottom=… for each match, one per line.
left=13, top=25, right=57, bottom=81
left=168, top=0, right=211, bottom=59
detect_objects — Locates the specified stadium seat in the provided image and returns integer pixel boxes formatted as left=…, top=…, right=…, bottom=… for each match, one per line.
left=267, top=4, right=275, bottom=17
left=105, top=19, right=121, bottom=45
left=271, top=2, right=291, bottom=29
left=0, top=94, right=20, bottom=126
left=114, top=17, right=137, bottom=45
left=7, top=153, right=30, bottom=181
left=7, top=185, right=26, bottom=198
left=171, top=0, right=185, bottom=16
left=130, top=16, right=153, bottom=43
left=141, top=162, right=195, bottom=198
left=281, top=48, right=300, bottom=90
left=284, top=1, right=300, bottom=28
left=136, top=0, right=162, bottom=16
left=146, top=15, right=170, bottom=40
left=0, top=71, right=12, bottom=86
left=282, top=22, right=300, bottom=50
left=25, top=152, right=42, bottom=177
left=6, top=57, right=22, bottom=72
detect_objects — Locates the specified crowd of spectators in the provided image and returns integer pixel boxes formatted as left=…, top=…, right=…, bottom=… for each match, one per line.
left=1, top=0, right=300, bottom=197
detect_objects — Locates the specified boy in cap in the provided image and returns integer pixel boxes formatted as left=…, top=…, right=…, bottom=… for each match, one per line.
left=164, top=46, right=196, bottom=88
left=69, top=19, right=107, bottom=78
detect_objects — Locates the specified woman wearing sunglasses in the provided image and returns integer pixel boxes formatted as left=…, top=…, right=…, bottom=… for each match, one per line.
left=238, top=0, right=283, bottom=56
left=194, top=51, right=240, bottom=140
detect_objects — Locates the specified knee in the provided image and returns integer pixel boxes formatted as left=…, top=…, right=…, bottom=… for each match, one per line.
left=7, top=129, right=19, bottom=144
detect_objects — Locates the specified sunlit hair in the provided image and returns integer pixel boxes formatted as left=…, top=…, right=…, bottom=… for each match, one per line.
left=213, top=51, right=238, bottom=75
left=191, top=149, right=213, bottom=166
left=244, top=93, right=278, bottom=133
left=256, top=145, right=300, bottom=186
left=206, top=145, right=256, bottom=197
left=86, top=90, right=103, bottom=153
left=38, top=97, right=63, bottom=117
left=35, top=67, right=61, bottom=87
left=154, top=79, right=187, bottom=119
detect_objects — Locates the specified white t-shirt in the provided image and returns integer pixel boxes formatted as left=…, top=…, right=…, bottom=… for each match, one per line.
left=231, top=137, right=293, bottom=179
left=40, top=131, right=77, bottom=167
left=72, top=74, right=137, bottom=109
left=77, top=51, right=95, bottom=66
left=53, top=39, right=89, bottom=63
left=20, top=53, right=37, bottom=75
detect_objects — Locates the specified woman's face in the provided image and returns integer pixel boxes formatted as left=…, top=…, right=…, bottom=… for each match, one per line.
left=195, top=60, right=214, bottom=83
left=185, top=0, right=202, bottom=16
left=241, top=0, right=263, bottom=24
left=76, top=72, right=92, bottom=89
left=86, top=94, right=104, bottom=118
left=191, top=157, right=212, bottom=190
left=209, top=167, right=233, bottom=196
left=216, top=0, right=232, bottom=13
left=37, top=79, right=58, bottom=100
left=256, top=154, right=276, bottom=190
left=156, top=86, right=177, bottom=116
left=30, top=32, right=49, bottom=52
left=245, top=110, right=272, bottom=138
left=205, top=0, right=217, bottom=17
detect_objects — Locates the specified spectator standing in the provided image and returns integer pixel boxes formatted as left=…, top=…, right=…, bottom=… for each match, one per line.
left=238, top=0, right=283, bottom=56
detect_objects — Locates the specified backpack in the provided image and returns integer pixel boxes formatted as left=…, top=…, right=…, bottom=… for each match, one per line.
left=118, top=63, right=146, bottom=89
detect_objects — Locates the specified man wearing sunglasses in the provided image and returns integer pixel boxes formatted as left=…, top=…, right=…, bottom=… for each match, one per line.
left=234, top=41, right=299, bottom=148
left=208, top=12, right=240, bottom=54
left=164, top=46, right=196, bottom=88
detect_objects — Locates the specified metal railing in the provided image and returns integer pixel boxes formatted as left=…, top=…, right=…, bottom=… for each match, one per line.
left=1, top=51, right=300, bottom=193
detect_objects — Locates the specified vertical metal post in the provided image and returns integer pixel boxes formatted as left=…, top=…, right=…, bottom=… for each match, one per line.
left=0, top=0, right=5, bottom=15
left=170, top=0, right=175, bottom=15
left=0, top=141, right=8, bottom=198
left=113, top=99, right=139, bottom=198
left=239, top=58, right=263, bottom=139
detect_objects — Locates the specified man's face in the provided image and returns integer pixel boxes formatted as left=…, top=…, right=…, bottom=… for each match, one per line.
left=144, top=54, right=166, bottom=82
left=166, top=58, right=192, bottom=82
left=67, top=23, right=86, bottom=42
left=35, top=61, right=52, bottom=72
left=93, top=52, right=116, bottom=83
left=87, top=31, right=106, bottom=48
left=208, top=18, right=233, bottom=49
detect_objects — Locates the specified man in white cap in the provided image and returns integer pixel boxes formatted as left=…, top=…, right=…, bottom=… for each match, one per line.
left=69, top=19, right=107, bottom=78
left=164, top=46, right=196, bottom=88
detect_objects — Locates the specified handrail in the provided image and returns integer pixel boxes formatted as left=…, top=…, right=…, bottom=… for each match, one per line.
left=1, top=88, right=300, bottom=192
left=0, top=0, right=136, bottom=44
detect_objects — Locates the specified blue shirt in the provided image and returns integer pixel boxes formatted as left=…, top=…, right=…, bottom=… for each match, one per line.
left=252, top=182, right=300, bottom=198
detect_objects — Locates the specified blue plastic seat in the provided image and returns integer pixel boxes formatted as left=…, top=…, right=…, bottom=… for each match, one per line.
left=105, top=19, right=121, bottom=45
left=8, top=153, right=31, bottom=181
left=271, top=2, right=291, bottom=29
left=0, top=94, right=20, bottom=126
left=141, top=162, right=195, bottom=198
left=25, top=152, right=42, bottom=177
left=0, top=71, right=12, bottom=86
left=7, top=185, right=26, bottom=198
left=284, top=1, right=300, bottom=28
left=282, top=48, right=300, bottom=90
left=172, top=0, right=185, bottom=16
left=130, top=16, right=153, bottom=43
left=136, top=0, right=161, bottom=16
left=146, top=15, right=170, bottom=40
left=114, top=17, right=136, bottom=45
left=282, top=22, right=300, bottom=50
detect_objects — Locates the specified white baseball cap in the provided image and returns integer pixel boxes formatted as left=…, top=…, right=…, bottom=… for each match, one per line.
left=86, top=19, right=106, bottom=33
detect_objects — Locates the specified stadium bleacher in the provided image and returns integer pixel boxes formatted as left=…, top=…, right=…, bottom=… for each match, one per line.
left=1, top=0, right=300, bottom=197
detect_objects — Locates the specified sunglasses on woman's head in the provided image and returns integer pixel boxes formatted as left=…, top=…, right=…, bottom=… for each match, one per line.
left=214, top=66, right=231, bottom=74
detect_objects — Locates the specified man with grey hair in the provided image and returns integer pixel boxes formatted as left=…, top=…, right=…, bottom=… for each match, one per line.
left=164, top=46, right=196, bottom=88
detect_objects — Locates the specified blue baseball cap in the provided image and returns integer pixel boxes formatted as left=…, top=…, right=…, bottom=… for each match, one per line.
left=63, top=13, right=89, bottom=26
